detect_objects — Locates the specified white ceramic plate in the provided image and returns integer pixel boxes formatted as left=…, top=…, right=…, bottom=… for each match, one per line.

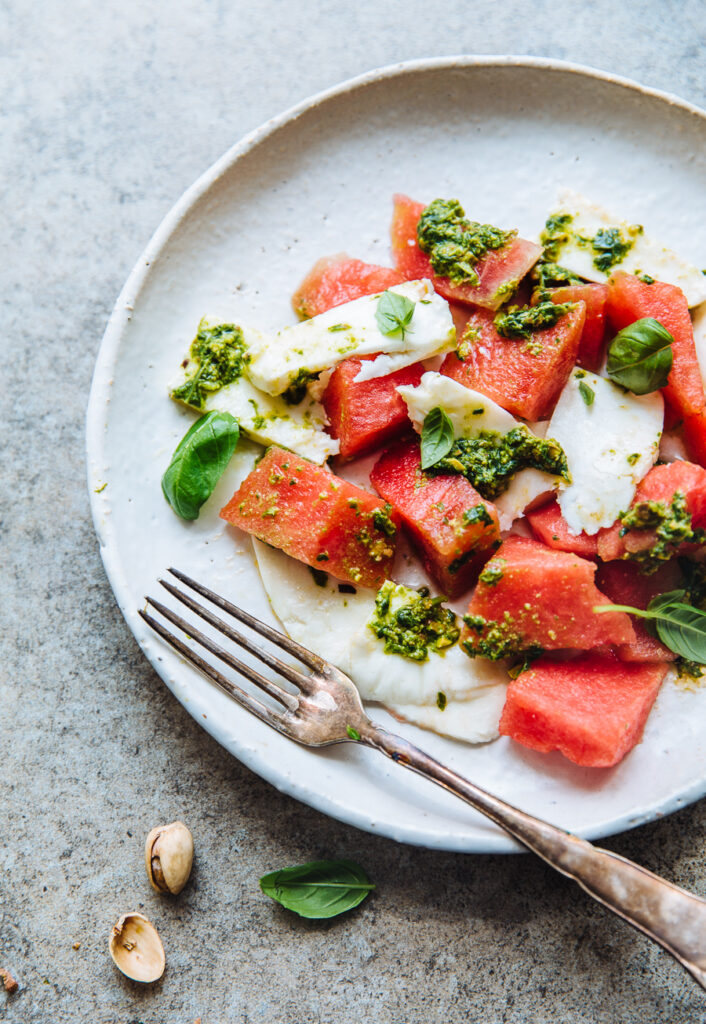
left=87, top=57, right=706, bottom=853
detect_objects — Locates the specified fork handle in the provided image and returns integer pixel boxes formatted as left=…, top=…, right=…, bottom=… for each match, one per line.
left=362, top=723, right=706, bottom=989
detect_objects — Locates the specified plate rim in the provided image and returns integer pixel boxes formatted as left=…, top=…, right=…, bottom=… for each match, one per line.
left=86, top=55, right=706, bottom=853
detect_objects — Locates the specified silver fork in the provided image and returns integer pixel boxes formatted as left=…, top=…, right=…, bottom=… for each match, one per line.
left=141, top=567, right=706, bottom=990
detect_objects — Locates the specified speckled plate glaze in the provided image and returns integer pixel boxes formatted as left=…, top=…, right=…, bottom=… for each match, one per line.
left=87, top=57, right=706, bottom=853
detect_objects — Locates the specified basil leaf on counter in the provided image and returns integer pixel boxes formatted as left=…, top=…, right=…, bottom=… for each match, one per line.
left=259, top=859, right=375, bottom=919
left=420, top=406, right=455, bottom=469
left=161, top=411, right=240, bottom=520
left=375, top=290, right=415, bottom=339
left=605, top=317, right=674, bottom=395
left=595, top=591, right=706, bottom=664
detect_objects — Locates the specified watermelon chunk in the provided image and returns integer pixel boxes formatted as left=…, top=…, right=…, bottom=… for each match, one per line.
left=292, top=255, right=405, bottom=318
left=499, top=652, right=668, bottom=767
left=440, top=304, right=585, bottom=421
left=594, top=560, right=680, bottom=662
left=220, top=446, right=398, bottom=588
left=370, top=439, right=501, bottom=597
left=607, top=273, right=706, bottom=419
left=390, top=194, right=541, bottom=311
left=596, top=461, right=706, bottom=561
left=462, top=535, right=635, bottom=658
left=322, top=357, right=424, bottom=462
left=526, top=500, right=599, bottom=558
left=683, top=411, right=706, bottom=467
left=544, top=283, right=608, bottom=372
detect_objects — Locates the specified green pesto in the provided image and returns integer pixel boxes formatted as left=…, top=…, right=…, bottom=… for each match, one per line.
left=463, top=504, right=493, bottom=526
left=309, top=566, right=329, bottom=587
left=417, top=198, right=514, bottom=288
left=479, top=561, right=505, bottom=586
left=676, top=657, right=706, bottom=681
left=539, top=214, right=574, bottom=263
left=582, top=225, right=641, bottom=273
left=494, top=301, right=573, bottom=341
left=282, top=369, right=318, bottom=405
left=626, top=452, right=640, bottom=465
left=328, top=323, right=352, bottom=332
left=619, top=492, right=705, bottom=572
left=436, top=691, right=448, bottom=711
left=369, top=581, right=460, bottom=662
left=429, top=426, right=570, bottom=501
left=462, top=612, right=543, bottom=662
left=578, top=380, right=595, bottom=407
left=372, top=504, right=397, bottom=538
left=456, top=325, right=480, bottom=360
left=492, top=277, right=519, bottom=306
left=531, top=260, right=582, bottom=292
left=171, top=321, right=249, bottom=410
left=638, top=273, right=655, bottom=285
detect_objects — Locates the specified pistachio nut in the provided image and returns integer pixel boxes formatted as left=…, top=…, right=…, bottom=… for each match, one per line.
left=109, top=912, right=165, bottom=983
left=145, top=821, right=193, bottom=895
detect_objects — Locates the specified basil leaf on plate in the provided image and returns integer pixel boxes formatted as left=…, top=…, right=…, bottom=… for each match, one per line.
left=375, top=290, right=415, bottom=339
left=259, top=859, right=375, bottom=919
left=605, top=317, right=674, bottom=395
left=420, top=406, right=455, bottom=469
left=594, top=590, right=706, bottom=663
left=162, top=411, right=240, bottom=520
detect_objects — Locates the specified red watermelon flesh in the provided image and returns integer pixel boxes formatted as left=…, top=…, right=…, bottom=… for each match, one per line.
left=292, top=255, right=405, bottom=318
left=544, top=283, right=608, bottom=372
left=607, top=273, right=705, bottom=420
left=322, top=357, right=423, bottom=462
left=462, top=535, right=635, bottom=657
left=220, top=446, right=398, bottom=588
left=526, top=500, right=599, bottom=558
left=499, top=652, right=668, bottom=767
left=595, top=560, right=681, bottom=662
left=390, top=194, right=541, bottom=311
left=370, top=439, right=501, bottom=597
left=683, top=411, right=706, bottom=468
left=596, top=461, right=706, bottom=561
left=440, top=304, right=585, bottom=421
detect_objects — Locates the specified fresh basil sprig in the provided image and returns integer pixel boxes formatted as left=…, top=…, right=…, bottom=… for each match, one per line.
left=595, top=590, right=706, bottom=663
left=420, top=406, right=455, bottom=469
left=375, top=290, right=415, bottom=340
left=259, top=859, right=375, bottom=919
left=162, top=411, right=240, bottom=520
left=605, top=317, right=674, bottom=395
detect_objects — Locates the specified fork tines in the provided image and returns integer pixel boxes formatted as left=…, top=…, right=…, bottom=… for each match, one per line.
left=138, top=568, right=323, bottom=728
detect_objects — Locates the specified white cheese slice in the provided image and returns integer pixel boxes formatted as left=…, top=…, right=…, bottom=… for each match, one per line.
left=396, top=371, right=563, bottom=529
left=252, top=539, right=507, bottom=741
left=171, top=321, right=338, bottom=464
left=387, top=687, right=507, bottom=744
left=543, top=190, right=706, bottom=307
left=693, top=302, right=706, bottom=391
left=246, top=280, right=455, bottom=396
left=548, top=368, right=663, bottom=536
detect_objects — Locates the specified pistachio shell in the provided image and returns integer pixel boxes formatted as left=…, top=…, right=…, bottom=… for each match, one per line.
left=109, top=913, right=165, bottom=983
left=145, top=821, right=194, bottom=895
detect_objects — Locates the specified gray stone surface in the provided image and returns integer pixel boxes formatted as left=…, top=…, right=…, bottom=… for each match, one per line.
left=2, top=1, right=706, bottom=1020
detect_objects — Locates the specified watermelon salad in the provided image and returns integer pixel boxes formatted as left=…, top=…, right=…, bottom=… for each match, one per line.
left=162, top=190, right=706, bottom=770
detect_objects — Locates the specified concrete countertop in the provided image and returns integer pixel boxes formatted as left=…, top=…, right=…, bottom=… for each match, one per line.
left=2, top=1, right=705, bottom=1021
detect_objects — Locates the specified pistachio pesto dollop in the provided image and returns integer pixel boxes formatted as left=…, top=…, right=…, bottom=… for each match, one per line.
left=540, top=211, right=643, bottom=275
left=494, top=301, right=574, bottom=341
left=171, top=321, right=249, bottom=410
left=368, top=581, right=460, bottom=662
left=619, top=492, right=705, bottom=572
left=428, top=427, right=570, bottom=501
left=417, top=198, right=515, bottom=288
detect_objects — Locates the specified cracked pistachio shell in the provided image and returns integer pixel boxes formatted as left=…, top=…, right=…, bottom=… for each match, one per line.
left=109, top=912, right=165, bottom=983
left=145, top=821, right=194, bottom=895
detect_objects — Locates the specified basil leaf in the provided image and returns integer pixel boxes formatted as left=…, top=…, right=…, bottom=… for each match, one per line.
left=375, top=290, right=415, bottom=339
left=259, top=859, right=375, bottom=919
left=594, top=591, right=706, bottom=663
left=605, top=317, right=674, bottom=395
left=420, top=406, right=455, bottom=469
left=161, top=411, right=240, bottom=520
